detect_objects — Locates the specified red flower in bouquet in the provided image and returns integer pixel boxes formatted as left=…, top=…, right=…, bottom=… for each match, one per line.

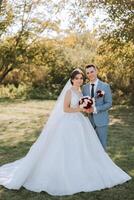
left=96, top=90, right=105, bottom=98
left=79, top=96, right=93, bottom=109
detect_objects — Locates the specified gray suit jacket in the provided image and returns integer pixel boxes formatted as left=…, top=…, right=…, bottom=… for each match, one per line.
left=82, top=79, right=112, bottom=127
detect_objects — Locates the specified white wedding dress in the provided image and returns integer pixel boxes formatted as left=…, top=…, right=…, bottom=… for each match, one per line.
left=0, top=81, right=131, bottom=196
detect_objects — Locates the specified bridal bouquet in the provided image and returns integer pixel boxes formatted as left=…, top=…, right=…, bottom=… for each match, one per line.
left=79, top=96, right=93, bottom=109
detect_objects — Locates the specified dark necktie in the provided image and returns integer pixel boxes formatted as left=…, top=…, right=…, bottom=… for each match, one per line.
left=91, top=84, right=95, bottom=98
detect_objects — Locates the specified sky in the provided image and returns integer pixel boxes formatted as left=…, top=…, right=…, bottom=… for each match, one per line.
left=6, top=0, right=108, bottom=38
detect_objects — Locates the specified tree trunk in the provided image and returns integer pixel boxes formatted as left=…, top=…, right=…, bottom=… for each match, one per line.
left=0, top=67, right=13, bottom=84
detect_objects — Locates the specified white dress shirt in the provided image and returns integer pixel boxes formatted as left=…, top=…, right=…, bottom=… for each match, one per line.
left=89, top=78, right=99, bottom=96
left=89, top=78, right=99, bottom=114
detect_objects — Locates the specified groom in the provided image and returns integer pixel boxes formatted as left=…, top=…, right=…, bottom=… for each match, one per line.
left=82, top=64, right=112, bottom=150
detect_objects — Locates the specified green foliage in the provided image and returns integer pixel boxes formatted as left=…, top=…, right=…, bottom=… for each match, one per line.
left=0, top=32, right=133, bottom=104
left=97, top=0, right=134, bottom=42
left=0, top=83, right=28, bottom=99
left=0, top=0, right=133, bottom=104
left=0, top=32, right=98, bottom=99
left=0, top=1, right=14, bottom=37
left=96, top=39, right=134, bottom=105
left=66, top=0, right=134, bottom=43
left=0, top=0, right=60, bottom=83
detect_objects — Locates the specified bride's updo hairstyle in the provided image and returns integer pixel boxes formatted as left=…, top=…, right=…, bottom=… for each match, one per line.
left=70, top=68, right=84, bottom=85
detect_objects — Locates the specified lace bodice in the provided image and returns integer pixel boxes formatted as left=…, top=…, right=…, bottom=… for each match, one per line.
left=70, top=89, right=83, bottom=108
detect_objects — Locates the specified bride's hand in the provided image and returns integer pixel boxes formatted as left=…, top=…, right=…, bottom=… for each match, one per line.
left=77, top=107, right=87, bottom=112
left=83, top=108, right=90, bottom=113
left=85, top=108, right=94, bottom=113
left=80, top=108, right=92, bottom=113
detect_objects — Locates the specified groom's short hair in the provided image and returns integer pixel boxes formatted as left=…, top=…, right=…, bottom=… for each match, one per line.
left=85, top=64, right=97, bottom=70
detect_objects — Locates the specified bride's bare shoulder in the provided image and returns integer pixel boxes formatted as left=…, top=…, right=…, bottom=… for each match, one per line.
left=64, top=88, right=73, bottom=99
left=65, top=89, right=72, bottom=96
left=64, top=89, right=72, bottom=102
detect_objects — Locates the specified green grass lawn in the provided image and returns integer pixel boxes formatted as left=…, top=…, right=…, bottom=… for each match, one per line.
left=0, top=100, right=134, bottom=200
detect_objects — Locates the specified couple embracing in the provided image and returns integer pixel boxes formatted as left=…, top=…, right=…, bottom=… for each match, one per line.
left=0, top=65, right=131, bottom=196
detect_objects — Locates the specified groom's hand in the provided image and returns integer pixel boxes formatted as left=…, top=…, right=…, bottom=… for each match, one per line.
left=85, top=107, right=94, bottom=113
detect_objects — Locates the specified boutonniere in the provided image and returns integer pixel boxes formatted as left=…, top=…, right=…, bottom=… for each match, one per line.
left=96, top=90, right=105, bottom=98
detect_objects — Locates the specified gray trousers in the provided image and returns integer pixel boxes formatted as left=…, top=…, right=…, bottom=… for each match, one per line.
left=89, top=115, right=108, bottom=150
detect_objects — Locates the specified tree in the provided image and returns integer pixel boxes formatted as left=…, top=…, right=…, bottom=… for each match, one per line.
left=0, top=1, right=14, bottom=38
left=54, top=1, right=134, bottom=42
left=0, top=0, right=60, bottom=84
left=97, top=0, right=134, bottom=42
left=96, top=39, right=134, bottom=104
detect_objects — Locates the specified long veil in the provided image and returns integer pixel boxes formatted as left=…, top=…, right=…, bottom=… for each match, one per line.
left=43, top=79, right=72, bottom=132
left=0, top=79, right=72, bottom=189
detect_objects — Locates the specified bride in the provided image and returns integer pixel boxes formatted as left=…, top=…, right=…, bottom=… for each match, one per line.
left=0, top=69, right=131, bottom=196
